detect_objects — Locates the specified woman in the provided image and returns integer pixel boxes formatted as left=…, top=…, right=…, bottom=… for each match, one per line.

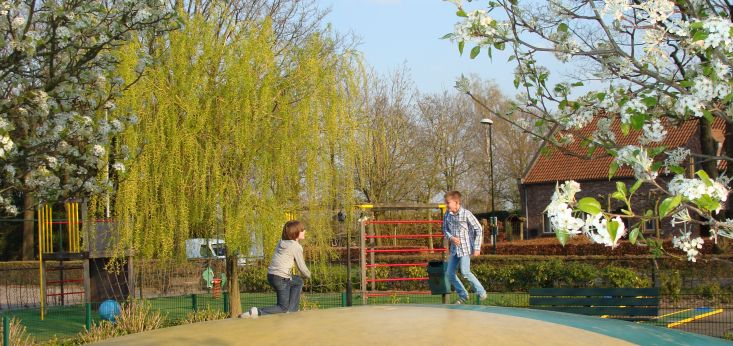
left=240, top=220, right=310, bottom=318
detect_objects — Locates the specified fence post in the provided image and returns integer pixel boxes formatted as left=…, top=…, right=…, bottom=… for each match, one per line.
left=85, top=303, right=92, bottom=331
left=341, top=292, right=346, bottom=307
left=3, top=315, right=9, bottom=346
left=191, top=294, right=198, bottom=312
left=223, top=292, right=229, bottom=314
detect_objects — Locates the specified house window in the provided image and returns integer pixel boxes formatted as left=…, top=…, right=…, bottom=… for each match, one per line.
left=542, top=212, right=554, bottom=234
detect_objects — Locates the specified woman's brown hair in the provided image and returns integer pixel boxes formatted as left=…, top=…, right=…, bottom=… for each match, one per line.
left=281, top=220, right=305, bottom=240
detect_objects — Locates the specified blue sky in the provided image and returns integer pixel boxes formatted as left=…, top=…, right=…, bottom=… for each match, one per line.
left=316, top=0, right=519, bottom=96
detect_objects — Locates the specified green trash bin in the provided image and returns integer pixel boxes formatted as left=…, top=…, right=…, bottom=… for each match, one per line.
left=426, top=260, right=450, bottom=294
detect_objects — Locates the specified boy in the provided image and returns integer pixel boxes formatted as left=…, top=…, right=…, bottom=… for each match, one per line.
left=442, top=191, right=487, bottom=304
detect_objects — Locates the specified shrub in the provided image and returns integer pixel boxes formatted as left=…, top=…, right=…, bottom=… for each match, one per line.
left=661, top=270, right=682, bottom=301
left=75, top=300, right=164, bottom=344
left=181, top=305, right=227, bottom=324
left=601, top=266, right=651, bottom=288
left=0, top=317, right=36, bottom=346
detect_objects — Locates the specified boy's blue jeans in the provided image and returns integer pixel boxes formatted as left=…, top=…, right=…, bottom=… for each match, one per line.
left=447, top=253, right=486, bottom=301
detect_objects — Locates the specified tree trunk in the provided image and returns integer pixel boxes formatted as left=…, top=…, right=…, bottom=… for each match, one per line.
left=227, top=254, right=241, bottom=317
left=699, top=117, right=718, bottom=178
left=725, top=120, right=733, bottom=221
left=22, top=192, right=35, bottom=260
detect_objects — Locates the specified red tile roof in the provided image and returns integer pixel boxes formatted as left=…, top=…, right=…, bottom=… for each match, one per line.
left=522, top=116, right=726, bottom=184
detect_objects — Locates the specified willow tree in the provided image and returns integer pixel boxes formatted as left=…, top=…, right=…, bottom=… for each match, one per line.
left=111, top=12, right=360, bottom=316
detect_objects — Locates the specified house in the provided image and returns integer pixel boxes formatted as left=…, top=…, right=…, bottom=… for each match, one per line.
left=519, top=116, right=726, bottom=239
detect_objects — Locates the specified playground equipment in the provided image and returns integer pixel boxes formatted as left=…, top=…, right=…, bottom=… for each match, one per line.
left=357, top=203, right=447, bottom=304
left=99, top=299, right=122, bottom=321
left=37, top=200, right=134, bottom=320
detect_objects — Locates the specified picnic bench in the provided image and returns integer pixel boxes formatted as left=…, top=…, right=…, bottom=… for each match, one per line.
left=528, top=287, right=660, bottom=321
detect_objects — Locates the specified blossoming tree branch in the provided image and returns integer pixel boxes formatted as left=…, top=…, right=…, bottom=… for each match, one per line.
left=445, top=0, right=733, bottom=261
left=0, top=1, right=176, bottom=259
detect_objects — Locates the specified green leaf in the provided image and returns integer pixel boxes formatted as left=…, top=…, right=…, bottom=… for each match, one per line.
left=641, top=96, right=657, bottom=108
left=724, top=92, right=733, bottom=103
left=630, top=114, right=645, bottom=130
left=608, top=219, right=619, bottom=244
left=649, top=146, right=667, bottom=157
left=508, top=55, right=516, bottom=62
left=616, top=181, right=627, bottom=197
left=621, top=123, right=630, bottom=136
left=697, top=170, right=713, bottom=187
left=679, top=80, right=694, bottom=88
left=555, top=228, right=569, bottom=246
left=609, top=161, right=620, bottom=179
left=577, top=197, right=602, bottom=215
left=440, top=33, right=454, bottom=40
left=629, top=227, right=640, bottom=245
left=494, top=41, right=505, bottom=50
left=457, top=9, right=468, bottom=17
left=458, top=41, right=465, bottom=55
left=621, top=209, right=633, bottom=216
left=658, top=195, right=682, bottom=217
left=695, top=194, right=720, bottom=213
left=611, top=191, right=626, bottom=201
left=630, top=180, right=642, bottom=195
left=669, top=165, right=686, bottom=175
left=692, top=30, right=709, bottom=42
left=703, top=110, right=714, bottom=123
left=571, top=81, right=584, bottom=87
left=596, top=92, right=606, bottom=102
left=470, top=46, right=481, bottom=59
left=557, top=23, right=569, bottom=33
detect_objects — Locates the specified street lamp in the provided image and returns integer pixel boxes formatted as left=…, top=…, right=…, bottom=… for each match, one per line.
left=338, top=210, right=352, bottom=306
left=480, top=118, right=497, bottom=254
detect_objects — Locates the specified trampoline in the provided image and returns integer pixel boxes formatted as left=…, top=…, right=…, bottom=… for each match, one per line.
left=95, top=305, right=732, bottom=345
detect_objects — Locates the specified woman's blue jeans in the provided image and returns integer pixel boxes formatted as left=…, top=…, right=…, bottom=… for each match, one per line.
left=259, top=274, right=303, bottom=315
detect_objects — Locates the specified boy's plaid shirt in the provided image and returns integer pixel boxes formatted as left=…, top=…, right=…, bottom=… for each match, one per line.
left=442, top=207, right=483, bottom=257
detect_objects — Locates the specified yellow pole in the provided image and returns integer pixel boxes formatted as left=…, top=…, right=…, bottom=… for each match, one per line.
left=37, top=206, right=45, bottom=321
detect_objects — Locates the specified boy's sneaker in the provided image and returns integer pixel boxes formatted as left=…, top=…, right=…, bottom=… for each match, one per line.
left=479, top=293, right=488, bottom=301
left=455, top=298, right=467, bottom=305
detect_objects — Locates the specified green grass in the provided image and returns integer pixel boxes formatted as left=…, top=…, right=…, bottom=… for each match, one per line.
left=1, top=292, right=530, bottom=342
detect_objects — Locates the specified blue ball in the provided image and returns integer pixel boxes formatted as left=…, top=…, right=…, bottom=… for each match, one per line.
left=99, top=299, right=121, bottom=322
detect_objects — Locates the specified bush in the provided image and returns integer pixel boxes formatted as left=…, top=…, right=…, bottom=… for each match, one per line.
left=661, top=270, right=682, bottom=301
left=75, top=300, right=164, bottom=344
left=601, top=266, right=651, bottom=288
left=0, top=317, right=35, bottom=346
left=181, top=305, right=228, bottom=324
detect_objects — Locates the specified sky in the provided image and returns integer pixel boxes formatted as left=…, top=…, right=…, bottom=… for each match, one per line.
left=315, top=0, right=520, bottom=96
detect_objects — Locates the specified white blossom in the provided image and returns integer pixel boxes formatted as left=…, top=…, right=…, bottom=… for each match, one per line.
left=672, top=231, right=704, bottom=262
left=614, top=145, right=657, bottom=180
left=584, top=214, right=627, bottom=248
left=92, top=144, right=106, bottom=157
left=663, top=148, right=690, bottom=174
left=668, top=174, right=729, bottom=206
left=112, top=162, right=125, bottom=173
left=640, top=119, right=667, bottom=144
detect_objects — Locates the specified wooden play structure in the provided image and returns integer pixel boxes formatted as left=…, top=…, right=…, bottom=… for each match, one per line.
left=357, top=203, right=447, bottom=304
left=37, top=200, right=134, bottom=320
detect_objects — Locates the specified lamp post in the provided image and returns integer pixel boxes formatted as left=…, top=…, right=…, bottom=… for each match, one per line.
left=480, top=118, right=497, bottom=254
left=338, top=210, right=351, bottom=306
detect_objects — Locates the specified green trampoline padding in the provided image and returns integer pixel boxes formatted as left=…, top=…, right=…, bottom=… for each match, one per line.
left=438, top=305, right=732, bottom=346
